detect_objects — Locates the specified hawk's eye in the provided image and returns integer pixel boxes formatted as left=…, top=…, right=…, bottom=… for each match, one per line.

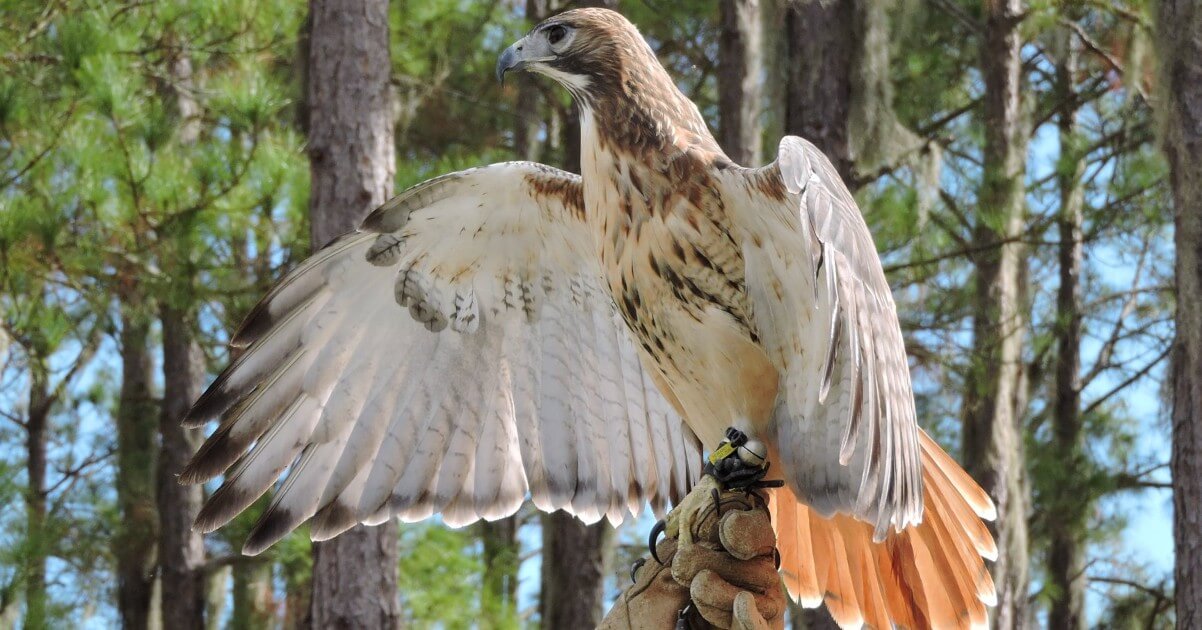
left=547, top=25, right=568, bottom=45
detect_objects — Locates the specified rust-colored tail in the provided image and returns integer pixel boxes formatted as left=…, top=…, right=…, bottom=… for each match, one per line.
left=769, top=430, right=997, bottom=629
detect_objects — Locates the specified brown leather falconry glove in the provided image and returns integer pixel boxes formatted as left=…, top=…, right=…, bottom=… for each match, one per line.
left=597, top=534, right=693, bottom=629
left=598, top=489, right=786, bottom=630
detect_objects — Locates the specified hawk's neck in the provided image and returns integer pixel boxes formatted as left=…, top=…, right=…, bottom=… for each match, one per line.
left=575, top=60, right=724, bottom=162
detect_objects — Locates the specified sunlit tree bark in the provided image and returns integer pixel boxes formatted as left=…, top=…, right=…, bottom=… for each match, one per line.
left=784, top=0, right=854, bottom=182
left=718, top=0, right=763, bottom=166
left=964, top=2, right=1031, bottom=627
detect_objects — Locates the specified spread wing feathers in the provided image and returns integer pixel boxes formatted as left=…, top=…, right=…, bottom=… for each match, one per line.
left=181, top=162, right=701, bottom=554
left=770, top=431, right=997, bottom=630
left=728, top=136, right=923, bottom=540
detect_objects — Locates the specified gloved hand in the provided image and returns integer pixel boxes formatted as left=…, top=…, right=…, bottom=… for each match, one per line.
left=598, top=489, right=786, bottom=630
left=671, top=492, right=785, bottom=629
left=597, top=534, right=693, bottom=629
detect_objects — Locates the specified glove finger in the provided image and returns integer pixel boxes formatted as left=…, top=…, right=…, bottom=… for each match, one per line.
left=732, top=591, right=771, bottom=630
left=694, top=601, right=734, bottom=629
left=691, top=568, right=785, bottom=621
left=691, top=570, right=735, bottom=628
left=694, top=601, right=735, bottom=629
left=719, top=509, right=776, bottom=561
left=672, top=544, right=781, bottom=592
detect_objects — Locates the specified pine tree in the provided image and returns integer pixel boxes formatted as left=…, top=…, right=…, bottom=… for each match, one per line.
left=964, top=3, right=1032, bottom=626
left=1158, top=0, right=1202, bottom=625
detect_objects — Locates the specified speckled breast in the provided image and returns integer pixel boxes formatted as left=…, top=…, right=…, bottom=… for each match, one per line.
left=581, top=146, right=777, bottom=437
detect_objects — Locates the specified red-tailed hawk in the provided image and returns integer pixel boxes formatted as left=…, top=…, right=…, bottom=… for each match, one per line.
left=184, top=8, right=997, bottom=628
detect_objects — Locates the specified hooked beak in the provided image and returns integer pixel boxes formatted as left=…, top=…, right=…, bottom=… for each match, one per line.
left=496, top=38, right=528, bottom=83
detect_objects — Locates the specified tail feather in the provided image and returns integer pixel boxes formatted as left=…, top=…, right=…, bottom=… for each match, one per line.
left=895, top=532, right=946, bottom=628
left=920, top=433, right=996, bottom=520
left=907, top=511, right=974, bottom=628
left=873, top=540, right=920, bottom=630
left=925, top=469, right=996, bottom=608
left=770, top=430, right=995, bottom=629
left=852, top=536, right=890, bottom=630
left=923, top=442, right=999, bottom=561
left=834, top=519, right=871, bottom=627
left=821, top=520, right=862, bottom=627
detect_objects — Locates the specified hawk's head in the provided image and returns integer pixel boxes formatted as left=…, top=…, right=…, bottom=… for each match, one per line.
left=497, top=8, right=717, bottom=155
left=496, top=8, right=657, bottom=104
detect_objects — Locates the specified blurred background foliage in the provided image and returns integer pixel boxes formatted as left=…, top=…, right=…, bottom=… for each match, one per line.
left=0, top=0, right=1179, bottom=628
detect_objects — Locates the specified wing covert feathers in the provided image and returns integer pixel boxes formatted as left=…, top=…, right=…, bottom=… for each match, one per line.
left=770, top=431, right=997, bottom=630
left=183, top=162, right=700, bottom=554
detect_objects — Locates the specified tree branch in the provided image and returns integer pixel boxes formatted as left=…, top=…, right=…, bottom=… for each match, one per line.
left=1081, top=343, right=1172, bottom=418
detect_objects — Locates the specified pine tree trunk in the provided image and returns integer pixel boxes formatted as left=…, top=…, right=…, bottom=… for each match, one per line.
left=23, top=365, right=49, bottom=629
left=306, top=0, right=396, bottom=251
left=205, top=566, right=230, bottom=630
left=1158, top=1, right=1202, bottom=626
left=1047, top=30, right=1087, bottom=630
left=760, top=1, right=787, bottom=155
left=796, top=607, right=839, bottom=630
left=155, top=51, right=207, bottom=630
left=964, top=2, right=1030, bottom=628
left=116, top=299, right=160, bottom=630
left=157, top=305, right=207, bottom=630
left=784, top=0, right=854, bottom=183
left=230, top=561, right=275, bottom=630
left=305, top=0, right=400, bottom=626
left=479, top=518, right=520, bottom=625
left=539, top=511, right=612, bottom=628
left=718, top=0, right=763, bottom=166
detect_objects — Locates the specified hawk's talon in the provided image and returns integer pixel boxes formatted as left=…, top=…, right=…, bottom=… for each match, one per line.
left=703, top=428, right=772, bottom=491
left=675, top=604, right=694, bottom=630
left=649, top=519, right=667, bottom=564
left=748, top=478, right=784, bottom=491
left=649, top=428, right=774, bottom=573
left=630, top=557, right=646, bottom=583
left=704, top=456, right=770, bottom=491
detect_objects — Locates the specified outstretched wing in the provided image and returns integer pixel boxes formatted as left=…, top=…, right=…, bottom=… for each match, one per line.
left=183, top=161, right=702, bottom=554
left=723, top=137, right=923, bottom=540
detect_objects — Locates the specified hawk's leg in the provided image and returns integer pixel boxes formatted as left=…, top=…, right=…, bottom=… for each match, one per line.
left=649, top=428, right=781, bottom=562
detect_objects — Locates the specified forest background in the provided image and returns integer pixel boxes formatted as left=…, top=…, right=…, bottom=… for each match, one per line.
left=0, top=0, right=1195, bottom=628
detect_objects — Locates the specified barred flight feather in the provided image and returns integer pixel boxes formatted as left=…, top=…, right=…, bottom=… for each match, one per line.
left=184, top=162, right=701, bottom=554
